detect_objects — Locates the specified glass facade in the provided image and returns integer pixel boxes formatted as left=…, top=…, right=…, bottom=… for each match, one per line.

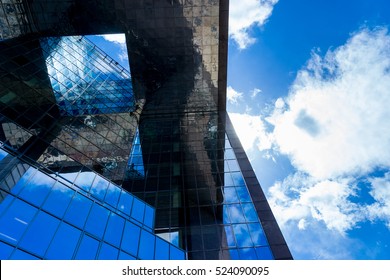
left=0, top=0, right=292, bottom=260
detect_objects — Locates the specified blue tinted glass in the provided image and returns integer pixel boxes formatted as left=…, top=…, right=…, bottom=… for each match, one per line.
left=119, top=251, right=136, bottom=260
left=0, top=241, right=14, bottom=259
left=223, top=187, right=237, bottom=203
left=84, top=204, right=109, bottom=239
left=143, top=205, right=154, bottom=229
left=117, top=190, right=133, bottom=216
left=121, top=221, right=140, bottom=256
left=255, top=246, right=274, bottom=260
left=11, top=249, right=39, bottom=260
left=18, top=171, right=55, bottom=206
left=242, top=203, right=258, bottom=222
left=224, top=225, right=236, bottom=247
left=223, top=206, right=231, bottom=223
left=64, top=193, right=92, bottom=228
left=104, top=213, right=125, bottom=247
left=138, top=229, right=155, bottom=260
left=233, top=224, right=253, bottom=247
left=10, top=167, right=36, bottom=195
left=98, top=243, right=119, bottom=260
left=74, top=171, right=95, bottom=192
left=227, top=160, right=240, bottom=172
left=104, top=184, right=120, bottom=208
left=42, top=182, right=74, bottom=218
left=0, top=148, right=8, bottom=161
left=236, top=187, right=251, bottom=202
left=228, top=249, right=239, bottom=260
left=131, top=198, right=145, bottom=223
left=154, top=237, right=169, bottom=260
left=19, top=211, right=60, bottom=256
left=238, top=248, right=257, bottom=260
left=231, top=173, right=245, bottom=186
left=90, top=176, right=109, bottom=200
left=75, top=235, right=99, bottom=260
left=58, top=171, right=79, bottom=185
left=224, top=173, right=234, bottom=186
left=227, top=204, right=246, bottom=223
left=169, top=245, right=185, bottom=260
left=0, top=199, right=37, bottom=245
left=248, top=223, right=268, bottom=246
left=46, top=222, right=81, bottom=259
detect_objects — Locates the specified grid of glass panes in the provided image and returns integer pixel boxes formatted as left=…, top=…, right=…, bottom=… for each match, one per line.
left=0, top=146, right=185, bottom=260
left=40, top=36, right=135, bottom=116
left=126, top=129, right=145, bottom=179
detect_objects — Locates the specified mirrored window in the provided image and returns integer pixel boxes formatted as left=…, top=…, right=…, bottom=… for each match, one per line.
left=138, top=229, right=155, bottom=260
left=46, top=222, right=80, bottom=259
left=98, top=242, right=118, bottom=259
left=64, top=193, right=92, bottom=228
left=104, top=213, right=125, bottom=247
left=42, top=182, right=74, bottom=219
left=121, top=221, right=140, bottom=256
left=75, top=234, right=99, bottom=260
left=84, top=204, right=109, bottom=239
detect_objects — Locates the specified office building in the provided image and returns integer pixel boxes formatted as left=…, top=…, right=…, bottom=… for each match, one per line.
left=0, top=0, right=292, bottom=260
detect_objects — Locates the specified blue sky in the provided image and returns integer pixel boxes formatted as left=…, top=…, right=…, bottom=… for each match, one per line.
left=88, top=0, right=390, bottom=260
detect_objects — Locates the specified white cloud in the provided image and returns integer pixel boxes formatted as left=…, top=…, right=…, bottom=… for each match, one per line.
left=100, top=34, right=126, bottom=45
left=229, top=112, right=272, bottom=152
left=251, top=88, right=262, bottom=98
left=268, top=27, right=390, bottom=179
left=227, top=86, right=243, bottom=104
left=229, top=0, right=279, bottom=49
left=367, top=172, right=390, bottom=228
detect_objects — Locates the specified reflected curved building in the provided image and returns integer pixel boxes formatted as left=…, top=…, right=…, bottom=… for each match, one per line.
left=0, top=0, right=292, bottom=260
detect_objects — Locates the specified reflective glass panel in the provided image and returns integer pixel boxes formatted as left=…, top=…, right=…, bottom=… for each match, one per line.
left=64, top=193, right=92, bottom=228
left=98, top=243, right=118, bottom=260
left=42, top=182, right=74, bottom=218
left=255, top=246, right=274, bottom=260
left=104, top=213, right=125, bottom=247
left=118, top=251, right=136, bottom=260
left=154, top=237, right=169, bottom=260
left=138, top=229, right=155, bottom=260
left=75, top=234, right=99, bottom=260
left=131, top=197, right=145, bottom=223
left=84, top=204, right=109, bottom=239
left=232, top=224, right=253, bottom=247
left=238, top=248, right=257, bottom=260
left=46, top=222, right=81, bottom=259
left=18, top=171, right=55, bottom=207
left=169, top=245, right=185, bottom=260
left=11, top=249, right=39, bottom=260
left=104, top=184, right=120, bottom=208
left=0, top=241, right=14, bottom=259
left=121, top=221, right=140, bottom=256
left=117, top=190, right=133, bottom=216
left=248, top=223, right=268, bottom=246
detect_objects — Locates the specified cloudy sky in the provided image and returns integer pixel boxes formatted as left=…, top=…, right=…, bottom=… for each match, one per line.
left=227, top=0, right=390, bottom=259
left=88, top=0, right=390, bottom=259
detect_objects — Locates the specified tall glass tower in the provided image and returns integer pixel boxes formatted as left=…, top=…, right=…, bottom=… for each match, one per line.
left=0, top=0, right=292, bottom=260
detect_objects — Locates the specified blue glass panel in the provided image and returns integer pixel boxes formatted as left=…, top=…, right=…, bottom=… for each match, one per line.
left=169, top=245, right=185, bottom=260
left=228, top=249, right=239, bottom=260
left=0, top=199, right=37, bottom=245
left=104, top=213, right=125, bottom=247
left=232, top=224, right=253, bottom=247
left=255, top=246, right=274, bottom=260
left=74, top=171, right=95, bottom=192
left=236, top=187, right=251, bottom=202
left=131, top=198, right=145, bottom=223
left=242, top=203, right=258, bottom=222
left=224, top=225, right=236, bottom=247
left=84, top=204, right=109, bottom=239
left=117, top=190, right=133, bottom=216
left=10, top=167, right=36, bottom=195
left=90, top=176, right=109, bottom=200
left=98, top=243, right=119, bottom=260
left=143, top=205, right=154, bottom=228
left=46, top=222, right=81, bottom=259
left=18, top=171, right=55, bottom=207
left=224, top=173, right=234, bottom=186
left=223, top=205, right=231, bottom=223
left=224, top=148, right=235, bottom=160
left=238, top=248, right=257, bottom=260
left=0, top=148, right=8, bottom=161
left=248, top=223, right=268, bottom=246
left=11, top=250, right=39, bottom=260
left=0, top=241, right=14, bottom=259
left=223, top=187, right=237, bottom=203
left=121, top=221, right=140, bottom=256
left=118, top=251, right=136, bottom=260
left=138, top=229, right=155, bottom=260
left=75, top=235, right=99, bottom=260
left=231, top=173, right=245, bottom=186
left=64, top=193, right=92, bottom=228
left=154, top=237, right=169, bottom=260
left=58, top=171, right=79, bottom=185
left=104, top=184, right=120, bottom=208
left=19, top=211, right=60, bottom=257
left=42, top=182, right=74, bottom=218
left=227, top=204, right=246, bottom=223
left=227, top=160, right=240, bottom=172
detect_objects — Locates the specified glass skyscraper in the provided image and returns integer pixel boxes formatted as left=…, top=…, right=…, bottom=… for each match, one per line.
left=0, top=0, right=292, bottom=260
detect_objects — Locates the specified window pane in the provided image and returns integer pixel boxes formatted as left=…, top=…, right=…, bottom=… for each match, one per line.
left=248, top=223, right=268, bottom=246
left=117, top=190, right=133, bottom=216
left=90, top=176, right=109, bottom=201
left=255, top=246, right=274, bottom=260
left=104, top=213, right=125, bottom=247
left=11, top=249, right=39, bottom=260
left=18, top=171, right=55, bottom=207
left=138, top=229, right=155, bottom=260
left=84, top=204, right=109, bottom=239
left=74, top=171, right=95, bottom=192
left=118, top=251, right=136, bottom=260
left=154, top=237, right=169, bottom=260
left=131, top=198, right=145, bottom=223
left=236, top=187, right=251, bottom=202
left=224, top=225, right=236, bottom=248
left=10, top=167, right=36, bottom=195
left=98, top=243, right=118, bottom=260
left=227, top=204, right=246, bottom=223
left=19, top=211, right=60, bottom=257
left=64, top=193, right=92, bottom=228
left=104, top=184, right=120, bottom=208
left=0, top=199, right=37, bottom=245
left=143, top=205, right=154, bottom=229
left=232, top=224, right=253, bottom=247
left=42, top=182, right=74, bottom=218
left=242, top=203, right=258, bottom=222
left=223, top=187, right=236, bottom=203
left=121, top=221, right=140, bottom=256
left=169, top=245, right=185, bottom=260
left=0, top=241, right=14, bottom=259
left=75, top=235, right=99, bottom=260
left=46, top=222, right=81, bottom=259
left=238, top=248, right=257, bottom=260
